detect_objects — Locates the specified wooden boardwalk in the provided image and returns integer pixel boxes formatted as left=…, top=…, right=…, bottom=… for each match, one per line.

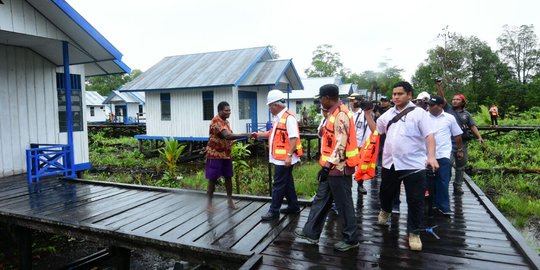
left=0, top=174, right=538, bottom=269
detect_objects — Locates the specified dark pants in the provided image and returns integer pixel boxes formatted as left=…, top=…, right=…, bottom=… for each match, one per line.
left=434, top=158, right=451, bottom=212
left=302, top=175, right=358, bottom=244
left=269, top=165, right=299, bottom=214
left=379, top=166, right=425, bottom=233
left=491, top=115, right=498, bottom=126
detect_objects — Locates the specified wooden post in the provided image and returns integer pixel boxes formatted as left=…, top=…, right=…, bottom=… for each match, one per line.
left=14, top=226, right=32, bottom=270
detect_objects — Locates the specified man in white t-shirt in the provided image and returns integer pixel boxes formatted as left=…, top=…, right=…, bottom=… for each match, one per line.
left=376, top=81, right=439, bottom=251
left=427, top=95, right=464, bottom=216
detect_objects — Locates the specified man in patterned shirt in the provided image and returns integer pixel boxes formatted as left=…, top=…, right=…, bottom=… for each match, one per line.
left=206, top=101, right=250, bottom=211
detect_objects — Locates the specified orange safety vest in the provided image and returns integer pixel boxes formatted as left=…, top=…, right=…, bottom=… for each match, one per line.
left=271, top=110, right=303, bottom=160
left=490, top=106, right=498, bottom=116
left=354, top=130, right=380, bottom=181
left=319, top=104, right=360, bottom=167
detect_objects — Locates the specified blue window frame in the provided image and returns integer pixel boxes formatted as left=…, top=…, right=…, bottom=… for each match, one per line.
left=202, top=91, right=214, bottom=120
left=57, top=73, right=83, bottom=132
left=160, top=93, right=171, bottom=121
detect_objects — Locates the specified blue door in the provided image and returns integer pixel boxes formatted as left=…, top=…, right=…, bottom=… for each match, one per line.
left=238, top=91, right=258, bottom=132
left=115, top=105, right=127, bottom=123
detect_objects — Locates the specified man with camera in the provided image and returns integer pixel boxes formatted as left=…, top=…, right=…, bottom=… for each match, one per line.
left=427, top=96, right=464, bottom=216
left=436, top=80, right=485, bottom=195
left=348, top=93, right=376, bottom=194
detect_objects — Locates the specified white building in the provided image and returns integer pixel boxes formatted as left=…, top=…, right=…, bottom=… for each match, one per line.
left=120, top=47, right=303, bottom=140
left=102, top=90, right=145, bottom=124
left=85, top=91, right=109, bottom=123
left=0, top=0, right=130, bottom=177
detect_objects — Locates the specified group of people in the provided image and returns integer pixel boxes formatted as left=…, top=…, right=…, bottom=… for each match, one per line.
left=203, top=80, right=485, bottom=252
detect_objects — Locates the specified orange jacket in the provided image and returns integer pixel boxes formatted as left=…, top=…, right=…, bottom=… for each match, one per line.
left=354, top=130, right=380, bottom=181
left=272, top=110, right=303, bottom=160
left=319, top=104, right=360, bottom=168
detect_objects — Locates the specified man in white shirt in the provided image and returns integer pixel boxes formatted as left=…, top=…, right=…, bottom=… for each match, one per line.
left=253, top=90, right=302, bottom=221
left=348, top=94, right=376, bottom=194
left=427, top=96, right=464, bottom=216
left=376, top=81, right=439, bottom=251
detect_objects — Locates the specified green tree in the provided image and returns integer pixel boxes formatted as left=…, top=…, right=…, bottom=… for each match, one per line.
left=86, top=69, right=142, bottom=96
left=267, top=45, right=280, bottom=58
left=305, top=44, right=344, bottom=77
left=497, top=24, right=540, bottom=84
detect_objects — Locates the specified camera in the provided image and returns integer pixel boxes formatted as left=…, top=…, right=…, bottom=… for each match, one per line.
left=359, top=100, right=374, bottom=110
left=435, top=77, right=442, bottom=83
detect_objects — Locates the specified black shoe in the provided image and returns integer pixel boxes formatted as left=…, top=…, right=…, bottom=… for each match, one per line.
left=357, top=185, right=367, bottom=195
left=261, top=212, right=279, bottom=221
left=453, top=186, right=464, bottom=195
left=279, top=207, right=301, bottom=214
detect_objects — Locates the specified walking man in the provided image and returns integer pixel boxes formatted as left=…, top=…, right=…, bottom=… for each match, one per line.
left=427, top=96, right=464, bottom=216
left=376, top=81, right=439, bottom=251
left=437, top=81, right=485, bottom=195
left=295, top=84, right=360, bottom=251
left=253, top=90, right=303, bottom=221
left=206, top=101, right=250, bottom=211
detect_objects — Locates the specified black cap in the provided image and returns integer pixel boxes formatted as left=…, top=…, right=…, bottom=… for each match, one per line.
left=380, top=96, right=389, bottom=101
left=428, top=95, right=444, bottom=105
left=315, top=84, right=339, bottom=98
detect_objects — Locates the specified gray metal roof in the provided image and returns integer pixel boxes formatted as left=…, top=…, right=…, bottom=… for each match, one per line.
left=120, top=47, right=273, bottom=91
left=289, top=76, right=342, bottom=99
left=103, top=90, right=145, bottom=104
left=238, top=59, right=303, bottom=89
left=85, top=91, right=106, bottom=106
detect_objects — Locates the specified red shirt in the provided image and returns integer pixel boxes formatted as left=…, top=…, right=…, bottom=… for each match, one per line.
left=206, top=115, right=233, bottom=159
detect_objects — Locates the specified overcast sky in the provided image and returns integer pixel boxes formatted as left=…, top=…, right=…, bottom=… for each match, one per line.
left=67, top=0, right=540, bottom=81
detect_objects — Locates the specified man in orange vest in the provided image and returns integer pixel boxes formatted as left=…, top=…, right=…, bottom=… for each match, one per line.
left=489, top=104, right=499, bottom=127
left=295, top=84, right=360, bottom=252
left=253, top=90, right=303, bottom=221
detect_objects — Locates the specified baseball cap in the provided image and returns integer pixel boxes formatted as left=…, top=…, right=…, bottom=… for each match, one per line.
left=428, top=95, right=444, bottom=106
left=416, top=91, right=430, bottom=101
left=453, top=94, right=467, bottom=104
left=347, top=93, right=364, bottom=101
left=315, top=84, right=339, bottom=99
left=380, top=96, right=390, bottom=101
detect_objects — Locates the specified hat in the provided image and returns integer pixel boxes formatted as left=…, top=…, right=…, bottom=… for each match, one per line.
left=347, top=93, right=364, bottom=101
left=380, top=96, right=390, bottom=101
left=315, top=84, right=339, bottom=98
left=453, top=94, right=467, bottom=104
left=267, top=89, right=285, bottom=105
left=428, top=95, right=444, bottom=106
left=416, top=91, right=430, bottom=101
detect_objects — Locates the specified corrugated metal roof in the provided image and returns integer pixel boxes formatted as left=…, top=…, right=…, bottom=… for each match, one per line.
left=120, top=47, right=271, bottom=91
left=238, top=59, right=302, bottom=89
left=103, top=90, right=145, bottom=104
left=289, top=76, right=342, bottom=99
left=339, top=83, right=353, bottom=96
left=85, top=91, right=105, bottom=106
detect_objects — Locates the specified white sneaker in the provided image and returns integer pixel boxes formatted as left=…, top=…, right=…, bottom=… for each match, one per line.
left=409, top=233, right=422, bottom=251
left=377, top=210, right=391, bottom=225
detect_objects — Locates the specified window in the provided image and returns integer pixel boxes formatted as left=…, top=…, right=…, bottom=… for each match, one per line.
left=57, top=73, right=83, bottom=132
left=90, top=107, right=95, bottom=117
left=138, top=104, right=143, bottom=114
left=160, top=93, right=171, bottom=120
left=239, top=97, right=251, bottom=120
left=202, top=91, right=214, bottom=120
left=296, top=101, right=303, bottom=114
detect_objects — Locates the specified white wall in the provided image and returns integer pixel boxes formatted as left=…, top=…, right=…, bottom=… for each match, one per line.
left=86, top=105, right=109, bottom=122
left=0, top=45, right=89, bottom=177
left=0, top=0, right=70, bottom=41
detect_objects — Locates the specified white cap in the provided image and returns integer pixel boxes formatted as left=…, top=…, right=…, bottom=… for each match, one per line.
left=267, top=89, right=285, bottom=105
left=416, top=91, right=430, bottom=101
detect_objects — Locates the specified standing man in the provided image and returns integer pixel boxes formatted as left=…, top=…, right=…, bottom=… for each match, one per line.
left=206, top=101, right=250, bottom=211
left=489, top=104, right=499, bottom=127
left=348, top=93, right=376, bottom=194
left=437, top=81, right=485, bottom=195
left=376, top=81, right=439, bottom=251
left=253, top=90, right=302, bottom=221
left=427, top=96, right=464, bottom=216
left=295, top=84, right=360, bottom=252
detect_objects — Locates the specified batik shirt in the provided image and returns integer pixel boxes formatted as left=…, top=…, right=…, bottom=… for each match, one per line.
left=206, top=115, right=233, bottom=159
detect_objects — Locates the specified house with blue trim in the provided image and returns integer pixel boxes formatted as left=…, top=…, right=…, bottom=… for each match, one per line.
left=85, top=91, right=109, bottom=123
left=0, top=0, right=129, bottom=177
left=119, top=47, right=303, bottom=141
left=102, top=90, right=145, bottom=123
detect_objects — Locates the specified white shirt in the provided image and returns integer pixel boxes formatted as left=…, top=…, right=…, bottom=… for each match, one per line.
left=351, top=109, right=372, bottom=146
left=429, top=111, right=463, bottom=159
left=269, top=108, right=301, bottom=165
left=376, top=102, right=434, bottom=170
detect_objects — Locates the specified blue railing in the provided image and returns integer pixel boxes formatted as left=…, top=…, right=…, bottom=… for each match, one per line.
left=26, top=144, right=73, bottom=184
left=246, top=122, right=272, bottom=133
